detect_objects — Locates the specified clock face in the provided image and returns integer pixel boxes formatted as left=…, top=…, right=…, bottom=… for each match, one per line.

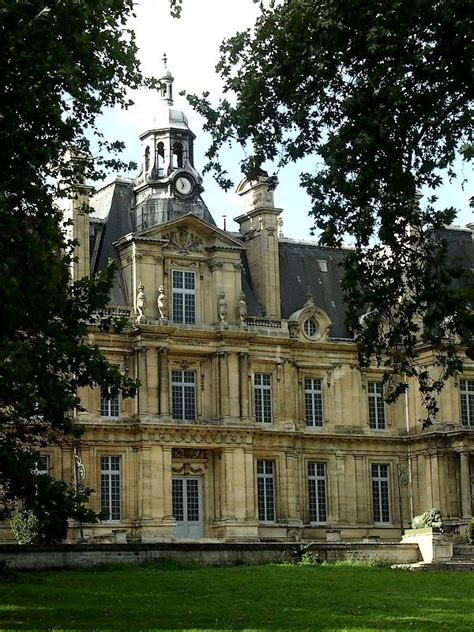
left=175, top=175, right=194, bottom=196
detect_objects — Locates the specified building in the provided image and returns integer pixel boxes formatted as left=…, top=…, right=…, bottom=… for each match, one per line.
left=13, top=64, right=474, bottom=544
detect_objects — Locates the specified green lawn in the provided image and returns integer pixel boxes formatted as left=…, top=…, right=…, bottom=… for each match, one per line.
left=1, top=562, right=473, bottom=630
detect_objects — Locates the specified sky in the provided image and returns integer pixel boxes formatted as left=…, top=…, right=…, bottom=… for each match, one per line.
left=97, top=0, right=473, bottom=240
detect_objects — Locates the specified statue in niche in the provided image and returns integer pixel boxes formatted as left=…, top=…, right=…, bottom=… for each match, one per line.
left=157, top=285, right=167, bottom=321
left=136, top=282, right=146, bottom=323
left=218, top=290, right=228, bottom=325
left=238, top=292, right=248, bottom=326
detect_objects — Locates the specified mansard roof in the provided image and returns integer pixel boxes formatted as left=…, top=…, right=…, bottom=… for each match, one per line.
left=278, top=239, right=351, bottom=338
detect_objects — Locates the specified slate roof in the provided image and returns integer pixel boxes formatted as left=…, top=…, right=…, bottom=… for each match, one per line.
left=278, top=239, right=351, bottom=338
left=88, top=178, right=473, bottom=330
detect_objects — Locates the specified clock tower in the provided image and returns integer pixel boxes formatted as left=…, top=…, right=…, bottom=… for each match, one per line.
left=133, top=55, right=215, bottom=230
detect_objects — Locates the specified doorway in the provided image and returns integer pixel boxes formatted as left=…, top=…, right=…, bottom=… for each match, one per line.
left=172, top=476, right=203, bottom=539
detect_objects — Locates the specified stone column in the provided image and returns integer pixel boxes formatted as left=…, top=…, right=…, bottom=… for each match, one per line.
left=430, top=453, right=441, bottom=509
left=336, top=452, right=346, bottom=524
left=137, top=347, right=148, bottom=416
left=218, top=351, right=230, bottom=418
left=158, top=348, right=169, bottom=417
left=223, top=448, right=236, bottom=519
left=355, top=455, right=368, bottom=523
left=140, top=446, right=152, bottom=519
left=238, top=353, right=250, bottom=419
left=244, top=449, right=256, bottom=521
left=284, top=449, right=300, bottom=523
left=460, top=452, right=471, bottom=518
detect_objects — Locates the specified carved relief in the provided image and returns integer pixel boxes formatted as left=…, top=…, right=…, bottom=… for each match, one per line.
left=208, top=260, right=224, bottom=272
left=172, top=448, right=207, bottom=459
left=172, top=462, right=207, bottom=475
left=162, top=226, right=203, bottom=255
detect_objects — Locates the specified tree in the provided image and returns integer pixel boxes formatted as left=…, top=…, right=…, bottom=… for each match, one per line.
left=0, top=0, right=183, bottom=541
left=189, top=0, right=474, bottom=424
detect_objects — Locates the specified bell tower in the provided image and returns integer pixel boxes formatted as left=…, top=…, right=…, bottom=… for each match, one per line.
left=133, top=54, right=215, bottom=230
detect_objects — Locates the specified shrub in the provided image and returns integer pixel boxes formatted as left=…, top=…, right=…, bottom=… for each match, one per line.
left=464, top=519, right=474, bottom=545
left=10, top=510, right=39, bottom=545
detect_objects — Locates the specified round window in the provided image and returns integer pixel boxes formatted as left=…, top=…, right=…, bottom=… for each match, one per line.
left=303, top=318, right=318, bottom=338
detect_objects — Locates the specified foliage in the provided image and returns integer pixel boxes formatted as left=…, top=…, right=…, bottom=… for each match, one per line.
left=465, top=519, right=474, bottom=545
left=10, top=510, right=39, bottom=545
left=0, top=0, right=191, bottom=538
left=189, top=0, right=474, bottom=424
left=3, top=565, right=474, bottom=629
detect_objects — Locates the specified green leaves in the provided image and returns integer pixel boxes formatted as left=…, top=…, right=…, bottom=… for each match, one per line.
left=0, top=0, right=160, bottom=539
left=192, top=0, right=473, bottom=424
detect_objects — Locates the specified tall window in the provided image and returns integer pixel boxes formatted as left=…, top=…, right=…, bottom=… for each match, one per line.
left=371, top=463, right=390, bottom=523
left=101, top=456, right=121, bottom=521
left=254, top=373, right=272, bottom=424
left=100, top=388, right=119, bottom=419
left=172, top=270, right=196, bottom=324
left=34, top=455, right=49, bottom=476
left=308, top=462, right=327, bottom=523
left=156, top=142, right=165, bottom=177
left=305, top=378, right=323, bottom=427
left=460, top=379, right=474, bottom=426
left=368, top=381, right=385, bottom=429
left=172, top=142, right=183, bottom=168
left=172, top=370, right=196, bottom=421
left=257, top=460, right=275, bottom=522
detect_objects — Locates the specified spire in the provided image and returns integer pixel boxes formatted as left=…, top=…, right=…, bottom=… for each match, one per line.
left=159, top=51, right=174, bottom=106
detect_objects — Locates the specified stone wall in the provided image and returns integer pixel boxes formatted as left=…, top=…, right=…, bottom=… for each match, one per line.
left=0, top=542, right=420, bottom=571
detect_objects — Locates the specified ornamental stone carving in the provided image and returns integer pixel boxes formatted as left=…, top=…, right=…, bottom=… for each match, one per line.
left=162, top=226, right=203, bottom=255
left=209, top=260, right=224, bottom=272
left=157, top=285, right=167, bottom=321
left=218, top=290, right=228, bottom=325
left=136, top=282, right=146, bottom=323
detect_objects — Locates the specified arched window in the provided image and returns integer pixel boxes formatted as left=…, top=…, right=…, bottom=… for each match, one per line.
left=144, top=146, right=150, bottom=172
left=157, top=142, right=165, bottom=176
left=172, top=142, right=183, bottom=169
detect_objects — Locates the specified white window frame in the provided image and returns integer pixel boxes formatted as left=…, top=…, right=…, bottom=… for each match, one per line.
left=100, top=388, right=120, bottom=419
left=308, top=462, right=327, bottom=523
left=304, top=377, right=324, bottom=427
left=172, top=270, right=196, bottom=324
left=257, top=460, right=276, bottom=522
left=254, top=373, right=272, bottom=424
left=460, top=379, right=474, bottom=426
left=100, top=455, right=121, bottom=522
left=368, top=381, right=386, bottom=430
left=371, top=463, right=390, bottom=524
left=171, top=370, right=196, bottom=421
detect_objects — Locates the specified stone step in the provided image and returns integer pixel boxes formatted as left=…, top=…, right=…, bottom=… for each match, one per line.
left=411, top=561, right=474, bottom=572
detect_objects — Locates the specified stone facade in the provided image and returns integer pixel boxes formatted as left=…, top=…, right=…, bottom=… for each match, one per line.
left=2, top=64, right=473, bottom=545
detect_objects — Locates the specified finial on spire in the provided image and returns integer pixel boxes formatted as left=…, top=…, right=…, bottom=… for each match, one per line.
left=159, top=52, right=174, bottom=106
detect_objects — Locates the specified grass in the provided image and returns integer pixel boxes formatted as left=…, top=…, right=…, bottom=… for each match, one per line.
left=1, top=561, right=474, bottom=630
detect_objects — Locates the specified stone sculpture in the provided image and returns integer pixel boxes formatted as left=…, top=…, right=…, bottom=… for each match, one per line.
left=412, top=508, right=444, bottom=532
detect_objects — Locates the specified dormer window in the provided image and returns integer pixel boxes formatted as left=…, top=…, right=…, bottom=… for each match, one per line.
left=172, top=142, right=183, bottom=169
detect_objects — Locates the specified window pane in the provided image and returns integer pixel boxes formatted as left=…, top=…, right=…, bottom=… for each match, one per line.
left=100, top=456, right=121, bottom=521
left=172, top=370, right=196, bottom=420
left=255, top=373, right=272, bottom=424
left=308, top=462, right=327, bottom=523
left=368, top=381, right=385, bottom=429
left=257, top=460, right=275, bottom=522
left=305, top=378, right=323, bottom=427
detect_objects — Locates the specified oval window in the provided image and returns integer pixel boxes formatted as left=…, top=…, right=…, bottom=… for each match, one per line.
left=303, top=319, right=318, bottom=339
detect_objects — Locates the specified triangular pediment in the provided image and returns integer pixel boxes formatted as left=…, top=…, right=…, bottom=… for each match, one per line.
left=115, top=213, right=244, bottom=254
